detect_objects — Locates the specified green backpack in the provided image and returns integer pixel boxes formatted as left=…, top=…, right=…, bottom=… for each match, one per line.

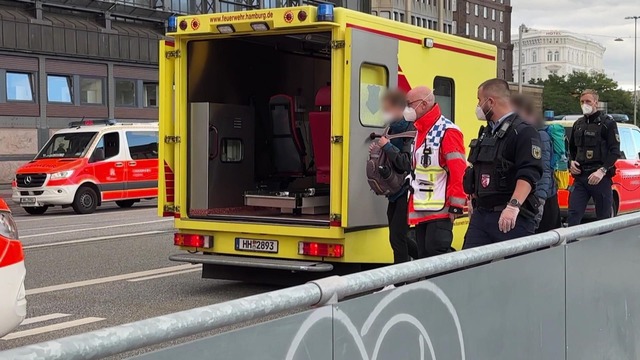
left=545, top=123, right=568, bottom=171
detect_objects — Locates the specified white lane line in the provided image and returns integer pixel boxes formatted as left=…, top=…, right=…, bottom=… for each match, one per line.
left=23, top=230, right=171, bottom=250
left=1, top=317, right=105, bottom=341
left=21, top=219, right=172, bottom=238
left=127, top=267, right=202, bottom=282
left=13, top=207, right=158, bottom=223
left=20, top=223, right=93, bottom=232
left=26, top=264, right=200, bottom=295
left=20, top=313, right=72, bottom=326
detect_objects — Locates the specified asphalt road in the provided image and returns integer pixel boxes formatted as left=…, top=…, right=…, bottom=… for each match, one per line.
left=0, top=194, right=282, bottom=359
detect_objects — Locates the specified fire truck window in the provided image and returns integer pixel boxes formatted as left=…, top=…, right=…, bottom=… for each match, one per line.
left=619, top=128, right=635, bottom=160
left=126, top=131, right=159, bottom=159
left=359, top=63, right=388, bottom=128
left=434, top=76, right=455, bottom=122
left=221, top=138, right=243, bottom=163
left=94, top=132, right=120, bottom=160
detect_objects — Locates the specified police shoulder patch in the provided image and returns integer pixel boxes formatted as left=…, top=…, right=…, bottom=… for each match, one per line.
left=532, top=145, right=542, bottom=160
left=615, top=133, right=620, bottom=142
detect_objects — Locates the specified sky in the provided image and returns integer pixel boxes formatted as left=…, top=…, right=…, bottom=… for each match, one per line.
left=510, top=0, right=639, bottom=91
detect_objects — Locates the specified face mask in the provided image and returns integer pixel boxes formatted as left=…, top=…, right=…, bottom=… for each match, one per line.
left=382, top=112, right=395, bottom=124
left=475, top=106, right=487, bottom=121
left=581, top=104, right=593, bottom=115
left=403, top=106, right=417, bottom=122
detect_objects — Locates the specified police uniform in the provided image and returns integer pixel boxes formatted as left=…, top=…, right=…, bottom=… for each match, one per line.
left=567, top=111, right=621, bottom=226
left=463, top=113, right=543, bottom=248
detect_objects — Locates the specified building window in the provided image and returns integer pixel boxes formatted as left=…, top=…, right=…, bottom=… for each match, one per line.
left=554, top=51, right=560, bottom=62
left=80, top=78, right=104, bottom=105
left=359, top=63, right=388, bottom=128
left=47, top=75, right=72, bottom=104
left=499, top=30, right=503, bottom=42
left=465, top=22, right=470, bottom=35
left=5, top=72, right=34, bottom=102
left=400, top=13, right=405, bottom=22
left=491, top=28, right=495, bottom=42
left=465, top=1, right=469, bottom=14
left=372, top=10, right=377, bottom=16
left=521, top=53, right=525, bottom=64
left=434, top=76, right=455, bottom=121
left=502, top=69, right=506, bottom=79
left=144, top=82, right=158, bottom=107
left=492, top=9, right=496, bottom=20
left=483, top=6, right=487, bottom=18
left=474, top=24, right=478, bottom=37
left=532, top=51, right=537, bottom=63
left=500, top=11, right=503, bottom=22
left=115, top=79, right=136, bottom=107
left=411, top=16, right=416, bottom=25
left=501, top=49, right=505, bottom=61
left=483, top=26, right=487, bottom=40
left=474, top=4, right=478, bottom=16
left=547, top=51, right=553, bottom=61
left=449, top=24, right=453, bottom=34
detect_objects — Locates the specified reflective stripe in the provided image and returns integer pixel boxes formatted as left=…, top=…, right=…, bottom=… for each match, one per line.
left=408, top=206, right=450, bottom=220
left=450, top=197, right=467, bottom=206
left=445, top=152, right=466, bottom=161
left=415, top=167, right=446, bottom=174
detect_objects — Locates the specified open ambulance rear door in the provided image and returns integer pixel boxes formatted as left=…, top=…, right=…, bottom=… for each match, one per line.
left=159, top=39, right=178, bottom=217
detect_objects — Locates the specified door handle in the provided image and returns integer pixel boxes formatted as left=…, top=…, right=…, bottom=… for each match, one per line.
left=128, top=161, right=137, bottom=166
left=114, top=162, right=124, bottom=168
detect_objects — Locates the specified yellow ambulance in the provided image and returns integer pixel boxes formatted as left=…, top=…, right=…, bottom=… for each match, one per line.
left=159, top=5, right=496, bottom=284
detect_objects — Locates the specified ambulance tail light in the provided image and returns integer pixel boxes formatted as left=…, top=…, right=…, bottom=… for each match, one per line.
left=298, top=242, right=343, bottom=258
left=250, top=22, right=269, bottom=31
left=174, top=233, right=212, bottom=248
left=217, top=25, right=235, bottom=34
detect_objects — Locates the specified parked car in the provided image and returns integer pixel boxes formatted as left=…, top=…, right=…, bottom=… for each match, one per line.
left=552, top=120, right=640, bottom=220
left=0, top=198, right=26, bottom=338
left=609, top=114, right=631, bottom=123
left=12, top=119, right=159, bottom=215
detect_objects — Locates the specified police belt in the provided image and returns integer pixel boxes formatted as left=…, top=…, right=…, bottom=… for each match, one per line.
left=476, top=204, right=536, bottom=219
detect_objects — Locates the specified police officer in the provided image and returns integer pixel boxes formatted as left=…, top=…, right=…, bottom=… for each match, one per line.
left=463, top=79, right=543, bottom=248
left=567, top=89, right=621, bottom=226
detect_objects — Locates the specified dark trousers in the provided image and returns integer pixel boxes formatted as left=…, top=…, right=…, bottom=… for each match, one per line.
left=387, top=194, right=418, bottom=264
left=415, top=218, right=454, bottom=258
left=536, top=194, right=562, bottom=233
left=463, top=208, right=536, bottom=249
left=567, top=175, right=613, bottom=227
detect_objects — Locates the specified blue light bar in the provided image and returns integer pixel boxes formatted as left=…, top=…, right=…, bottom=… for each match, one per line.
left=317, top=3, right=334, bottom=22
left=167, top=15, right=177, bottom=32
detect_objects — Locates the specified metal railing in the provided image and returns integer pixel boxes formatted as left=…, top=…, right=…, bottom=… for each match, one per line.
left=3, top=213, right=640, bottom=360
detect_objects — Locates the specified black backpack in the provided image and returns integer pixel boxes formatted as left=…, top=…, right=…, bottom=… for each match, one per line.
left=366, top=127, right=417, bottom=196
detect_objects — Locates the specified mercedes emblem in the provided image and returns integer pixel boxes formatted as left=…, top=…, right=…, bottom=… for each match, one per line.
left=24, top=176, right=32, bottom=185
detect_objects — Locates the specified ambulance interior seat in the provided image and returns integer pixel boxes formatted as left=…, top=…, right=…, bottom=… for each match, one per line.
left=308, top=86, right=331, bottom=185
left=268, top=94, right=307, bottom=180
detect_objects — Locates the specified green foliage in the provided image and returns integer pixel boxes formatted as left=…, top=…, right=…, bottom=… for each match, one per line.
left=530, top=71, right=634, bottom=116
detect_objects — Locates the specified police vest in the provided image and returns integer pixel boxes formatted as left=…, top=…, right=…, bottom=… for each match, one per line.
left=410, top=116, right=459, bottom=211
left=467, top=116, right=522, bottom=199
left=573, top=114, right=611, bottom=171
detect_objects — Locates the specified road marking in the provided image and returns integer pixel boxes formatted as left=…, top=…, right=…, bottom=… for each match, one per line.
left=20, top=219, right=172, bottom=238
left=1, top=317, right=105, bottom=341
left=26, top=264, right=200, bottom=295
left=13, top=207, right=158, bottom=223
left=20, top=223, right=93, bottom=232
left=23, top=230, right=171, bottom=249
left=20, top=313, right=72, bottom=326
left=127, top=267, right=202, bottom=282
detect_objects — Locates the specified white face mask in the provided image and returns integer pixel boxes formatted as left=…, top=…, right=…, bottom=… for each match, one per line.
left=382, top=112, right=395, bottom=124
left=475, top=106, right=487, bottom=121
left=581, top=104, right=593, bottom=115
left=403, top=106, right=417, bottom=122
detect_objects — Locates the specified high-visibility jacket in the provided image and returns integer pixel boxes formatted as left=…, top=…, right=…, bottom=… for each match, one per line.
left=408, top=104, right=467, bottom=225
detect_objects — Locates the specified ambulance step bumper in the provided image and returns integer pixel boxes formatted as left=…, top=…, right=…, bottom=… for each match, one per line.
left=169, top=253, right=334, bottom=272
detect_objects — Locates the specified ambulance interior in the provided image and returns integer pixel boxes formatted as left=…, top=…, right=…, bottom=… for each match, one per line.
left=187, top=31, right=334, bottom=226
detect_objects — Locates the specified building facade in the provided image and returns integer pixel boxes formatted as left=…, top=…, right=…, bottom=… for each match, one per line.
left=512, top=29, right=606, bottom=83
left=371, top=0, right=456, bottom=34
left=453, top=0, right=513, bottom=81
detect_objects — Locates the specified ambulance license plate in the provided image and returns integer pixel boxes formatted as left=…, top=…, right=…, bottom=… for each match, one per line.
left=235, top=238, right=278, bottom=253
left=20, top=197, right=38, bottom=206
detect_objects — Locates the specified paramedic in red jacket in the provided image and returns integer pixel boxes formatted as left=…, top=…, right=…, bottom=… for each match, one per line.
left=405, top=86, right=467, bottom=258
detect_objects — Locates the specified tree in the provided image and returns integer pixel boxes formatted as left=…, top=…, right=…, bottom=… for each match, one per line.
left=530, top=71, right=634, bottom=117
